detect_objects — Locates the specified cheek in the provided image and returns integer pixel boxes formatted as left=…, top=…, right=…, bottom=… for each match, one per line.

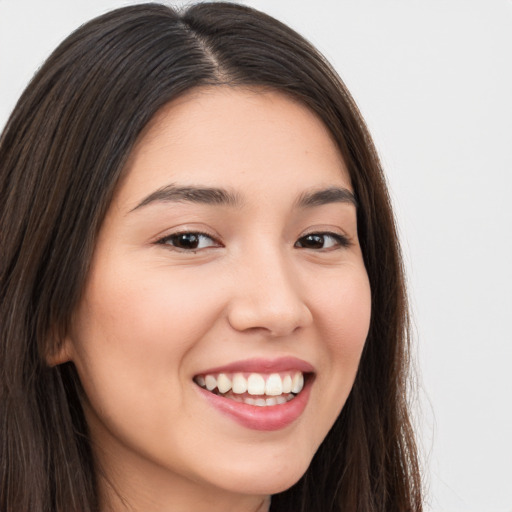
left=68, top=262, right=226, bottom=418
left=317, top=267, right=372, bottom=354
left=76, top=260, right=224, bottom=354
left=311, top=267, right=371, bottom=412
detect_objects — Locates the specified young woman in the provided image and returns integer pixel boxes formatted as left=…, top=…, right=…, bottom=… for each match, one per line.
left=0, top=3, right=422, bottom=511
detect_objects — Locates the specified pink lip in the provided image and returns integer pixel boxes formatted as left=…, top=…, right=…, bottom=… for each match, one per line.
left=194, top=357, right=315, bottom=431
left=196, top=356, right=315, bottom=376
left=196, top=377, right=313, bottom=431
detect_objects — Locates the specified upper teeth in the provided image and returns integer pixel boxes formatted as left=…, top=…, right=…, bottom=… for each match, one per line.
left=195, top=371, right=305, bottom=396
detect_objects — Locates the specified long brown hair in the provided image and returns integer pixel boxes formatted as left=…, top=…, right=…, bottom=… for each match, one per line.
left=0, top=3, right=422, bottom=511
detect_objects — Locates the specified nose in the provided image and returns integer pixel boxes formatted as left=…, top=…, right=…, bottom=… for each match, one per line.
left=226, top=249, right=313, bottom=337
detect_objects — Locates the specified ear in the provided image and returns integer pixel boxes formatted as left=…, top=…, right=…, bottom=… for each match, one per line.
left=45, top=335, right=74, bottom=367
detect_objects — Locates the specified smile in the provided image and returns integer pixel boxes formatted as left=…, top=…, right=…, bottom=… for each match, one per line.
left=193, top=358, right=314, bottom=430
left=194, top=371, right=305, bottom=406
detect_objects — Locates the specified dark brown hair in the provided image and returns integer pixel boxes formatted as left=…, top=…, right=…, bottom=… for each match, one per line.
left=0, top=3, right=422, bottom=511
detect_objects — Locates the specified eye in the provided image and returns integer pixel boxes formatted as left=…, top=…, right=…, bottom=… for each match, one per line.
left=157, top=232, right=219, bottom=251
left=295, top=232, right=350, bottom=250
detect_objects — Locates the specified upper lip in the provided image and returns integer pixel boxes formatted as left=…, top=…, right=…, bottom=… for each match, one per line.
left=195, top=357, right=315, bottom=376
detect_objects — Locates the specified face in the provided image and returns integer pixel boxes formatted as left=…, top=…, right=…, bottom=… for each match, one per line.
left=62, top=87, right=371, bottom=510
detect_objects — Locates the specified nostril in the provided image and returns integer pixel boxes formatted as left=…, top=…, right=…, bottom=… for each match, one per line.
left=226, top=296, right=313, bottom=336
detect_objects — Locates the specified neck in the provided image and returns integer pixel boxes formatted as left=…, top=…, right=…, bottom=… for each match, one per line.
left=102, top=484, right=271, bottom=512
left=97, top=458, right=271, bottom=512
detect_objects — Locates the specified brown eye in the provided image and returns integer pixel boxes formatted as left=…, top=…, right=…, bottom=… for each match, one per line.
left=295, top=233, right=349, bottom=250
left=296, top=234, right=325, bottom=249
left=159, top=232, right=218, bottom=251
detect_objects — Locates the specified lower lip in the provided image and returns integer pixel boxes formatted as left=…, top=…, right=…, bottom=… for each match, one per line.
left=196, top=377, right=313, bottom=431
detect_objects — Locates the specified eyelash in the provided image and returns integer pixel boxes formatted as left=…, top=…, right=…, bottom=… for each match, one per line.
left=156, top=231, right=351, bottom=252
left=156, top=231, right=219, bottom=252
left=294, top=232, right=351, bottom=250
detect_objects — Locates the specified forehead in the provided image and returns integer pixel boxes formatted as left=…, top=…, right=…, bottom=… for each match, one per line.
left=117, top=86, right=351, bottom=209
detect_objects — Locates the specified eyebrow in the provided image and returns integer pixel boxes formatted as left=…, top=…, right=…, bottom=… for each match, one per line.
left=130, top=184, right=357, bottom=213
left=130, top=184, right=242, bottom=212
left=295, top=187, right=357, bottom=208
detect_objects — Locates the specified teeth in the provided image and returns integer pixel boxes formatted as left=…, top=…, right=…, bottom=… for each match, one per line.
left=265, top=373, right=283, bottom=396
left=247, top=374, right=266, bottom=395
left=217, top=373, right=232, bottom=394
left=196, top=371, right=306, bottom=399
left=205, top=375, right=217, bottom=391
left=291, top=372, right=304, bottom=394
left=232, top=373, right=247, bottom=394
left=282, top=375, right=292, bottom=393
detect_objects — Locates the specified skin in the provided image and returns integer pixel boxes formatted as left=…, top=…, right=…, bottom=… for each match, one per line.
left=58, top=87, right=372, bottom=512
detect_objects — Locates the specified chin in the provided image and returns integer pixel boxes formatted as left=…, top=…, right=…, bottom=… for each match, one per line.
left=209, top=453, right=311, bottom=497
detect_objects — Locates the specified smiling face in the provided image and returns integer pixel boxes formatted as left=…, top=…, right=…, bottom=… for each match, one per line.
left=61, top=87, right=372, bottom=511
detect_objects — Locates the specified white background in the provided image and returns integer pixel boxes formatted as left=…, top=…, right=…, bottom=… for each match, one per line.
left=1, top=1, right=511, bottom=511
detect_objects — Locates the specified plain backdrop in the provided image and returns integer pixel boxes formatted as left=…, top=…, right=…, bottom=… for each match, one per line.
left=1, top=1, right=511, bottom=511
